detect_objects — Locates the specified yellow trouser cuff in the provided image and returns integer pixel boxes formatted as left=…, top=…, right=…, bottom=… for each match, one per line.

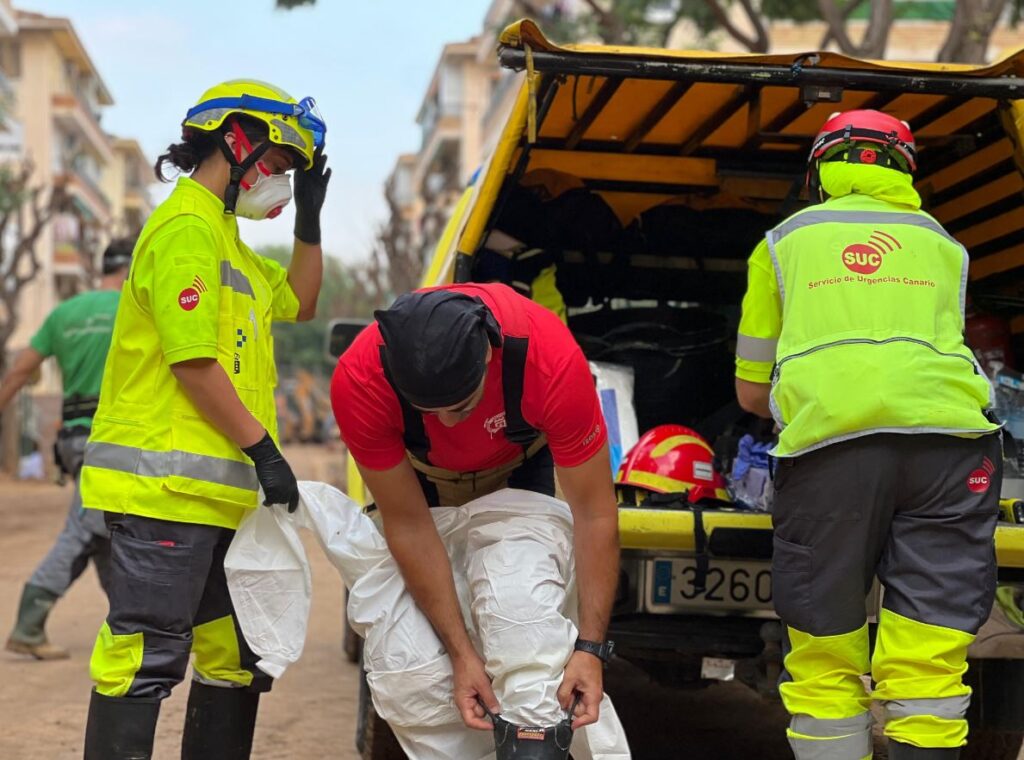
left=884, top=714, right=967, bottom=748
left=90, top=621, right=144, bottom=697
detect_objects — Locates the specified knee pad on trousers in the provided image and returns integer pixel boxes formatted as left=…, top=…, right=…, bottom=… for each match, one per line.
left=492, top=714, right=574, bottom=759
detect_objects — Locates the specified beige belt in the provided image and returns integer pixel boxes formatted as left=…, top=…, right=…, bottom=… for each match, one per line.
left=408, top=436, right=550, bottom=507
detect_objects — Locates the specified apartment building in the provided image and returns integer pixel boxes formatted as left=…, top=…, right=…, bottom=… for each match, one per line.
left=0, top=8, right=151, bottom=473
left=103, top=136, right=153, bottom=240
left=0, top=0, right=20, bottom=160
left=383, top=0, right=540, bottom=269
left=9, top=9, right=114, bottom=333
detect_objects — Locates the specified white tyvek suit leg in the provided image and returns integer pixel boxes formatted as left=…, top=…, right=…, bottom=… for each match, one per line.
left=351, top=489, right=629, bottom=759
left=225, top=482, right=630, bottom=760
left=465, top=496, right=576, bottom=726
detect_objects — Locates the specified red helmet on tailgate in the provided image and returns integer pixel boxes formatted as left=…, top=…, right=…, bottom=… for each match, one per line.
left=615, top=424, right=729, bottom=504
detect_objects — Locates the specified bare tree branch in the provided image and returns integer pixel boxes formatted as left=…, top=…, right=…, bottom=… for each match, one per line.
left=938, top=0, right=1009, bottom=62
left=862, top=0, right=894, bottom=58
left=0, top=164, right=67, bottom=370
left=703, top=0, right=769, bottom=53
left=818, top=0, right=867, bottom=48
left=580, top=0, right=628, bottom=44
left=819, top=0, right=893, bottom=57
left=818, top=0, right=861, bottom=53
left=512, top=0, right=548, bottom=17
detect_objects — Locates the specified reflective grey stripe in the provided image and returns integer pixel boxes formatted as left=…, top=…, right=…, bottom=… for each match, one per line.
left=789, top=729, right=872, bottom=760
left=193, top=673, right=247, bottom=689
left=771, top=210, right=961, bottom=247
left=220, top=261, right=255, bottom=297
left=270, top=118, right=304, bottom=152
left=958, top=241, right=969, bottom=319
left=883, top=695, right=970, bottom=721
left=765, top=231, right=786, bottom=307
left=769, top=392, right=786, bottom=430
left=791, top=712, right=873, bottom=737
left=736, top=334, right=778, bottom=363
left=85, top=441, right=258, bottom=491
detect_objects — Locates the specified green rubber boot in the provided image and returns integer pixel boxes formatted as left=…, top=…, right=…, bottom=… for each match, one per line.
left=5, top=583, right=68, bottom=660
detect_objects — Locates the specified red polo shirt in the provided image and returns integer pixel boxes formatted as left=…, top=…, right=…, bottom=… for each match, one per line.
left=331, top=283, right=606, bottom=473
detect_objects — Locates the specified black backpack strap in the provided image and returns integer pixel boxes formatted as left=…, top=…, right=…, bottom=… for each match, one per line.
left=501, top=336, right=540, bottom=448
left=378, top=345, right=431, bottom=464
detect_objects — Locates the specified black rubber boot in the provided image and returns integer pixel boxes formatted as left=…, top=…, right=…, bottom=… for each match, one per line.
left=5, top=583, right=68, bottom=659
left=180, top=681, right=260, bottom=760
left=888, top=740, right=961, bottom=759
left=83, top=690, right=160, bottom=760
left=492, top=714, right=574, bottom=759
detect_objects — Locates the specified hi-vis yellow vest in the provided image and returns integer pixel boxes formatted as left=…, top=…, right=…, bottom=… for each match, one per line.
left=81, top=178, right=295, bottom=529
left=767, top=193, right=996, bottom=457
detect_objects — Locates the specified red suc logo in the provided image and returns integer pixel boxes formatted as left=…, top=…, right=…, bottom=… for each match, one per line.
left=841, top=230, right=902, bottom=274
left=178, top=287, right=200, bottom=311
left=967, top=457, right=996, bottom=494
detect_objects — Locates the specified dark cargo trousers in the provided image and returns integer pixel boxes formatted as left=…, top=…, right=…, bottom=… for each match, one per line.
left=771, top=433, right=1001, bottom=759
left=89, top=512, right=272, bottom=699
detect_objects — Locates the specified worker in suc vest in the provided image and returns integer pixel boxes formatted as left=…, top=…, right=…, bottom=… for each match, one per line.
left=331, top=284, right=631, bottom=759
left=78, top=80, right=330, bottom=760
left=735, top=110, right=1000, bottom=760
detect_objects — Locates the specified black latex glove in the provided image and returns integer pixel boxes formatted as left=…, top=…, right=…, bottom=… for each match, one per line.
left=241, top=432, right=299, bottom=512
left=293, top=144, right=331, bottom=245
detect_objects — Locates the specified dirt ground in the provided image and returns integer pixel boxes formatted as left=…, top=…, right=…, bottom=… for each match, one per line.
left=1, top=445, right=1015, bottom=759
left=0, top=445, right=359, bottom=760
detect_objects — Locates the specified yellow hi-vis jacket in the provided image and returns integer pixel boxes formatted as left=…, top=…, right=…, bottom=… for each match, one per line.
left=80, top=177, right=300, bottom=528
left=736, top=162, right=996, bottom=457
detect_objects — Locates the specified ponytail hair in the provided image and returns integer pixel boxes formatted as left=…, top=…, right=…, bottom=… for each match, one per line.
left=154, top=115, right=271, bottom=183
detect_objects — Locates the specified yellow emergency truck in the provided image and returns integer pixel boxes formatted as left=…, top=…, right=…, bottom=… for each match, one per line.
left=330, top=20, right=1024, bottom=759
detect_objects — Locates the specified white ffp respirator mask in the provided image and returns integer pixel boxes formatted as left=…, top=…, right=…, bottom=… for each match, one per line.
left=236, top=166, right=292, bottom=220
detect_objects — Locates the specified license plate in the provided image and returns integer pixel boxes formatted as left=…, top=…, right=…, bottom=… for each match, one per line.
left=647, top=558, right=773, bottom=612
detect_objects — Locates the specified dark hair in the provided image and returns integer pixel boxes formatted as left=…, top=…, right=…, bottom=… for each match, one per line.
left=102, top=236, right=136, bottom=275
left=154, top=114, right=270, bottom=183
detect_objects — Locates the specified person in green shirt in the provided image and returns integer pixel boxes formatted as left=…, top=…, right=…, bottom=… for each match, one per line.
left=1, top=238, right=134, bottom=659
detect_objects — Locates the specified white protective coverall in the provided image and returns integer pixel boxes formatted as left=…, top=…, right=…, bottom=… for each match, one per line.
left=225, top=480, right=631, bottom=760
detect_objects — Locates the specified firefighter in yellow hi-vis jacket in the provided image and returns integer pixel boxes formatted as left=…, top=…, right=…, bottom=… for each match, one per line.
left=736, top=110, right=1000, bottom=760
left=78, top=80, right=330, bottom=760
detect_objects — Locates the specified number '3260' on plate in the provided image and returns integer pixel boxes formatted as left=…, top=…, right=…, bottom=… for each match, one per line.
left=648, top=559, right=774, bottom=612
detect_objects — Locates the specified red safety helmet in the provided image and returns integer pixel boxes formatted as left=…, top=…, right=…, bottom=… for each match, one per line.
left=809, top=109, right=917, bottom=173
left=615, top=424, right=729, bottom=505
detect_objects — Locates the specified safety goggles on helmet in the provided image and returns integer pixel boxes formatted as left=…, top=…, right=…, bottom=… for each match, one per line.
left=185, top=94, right=326, bottom=150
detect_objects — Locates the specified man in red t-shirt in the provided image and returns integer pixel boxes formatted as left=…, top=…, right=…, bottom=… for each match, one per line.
left=331, top=283, right=628, bottom=759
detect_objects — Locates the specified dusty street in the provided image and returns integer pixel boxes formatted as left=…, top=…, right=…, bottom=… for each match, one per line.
left=0, top=446, right=359, bottom=760
left=0, top=445, right=1009, bottom=759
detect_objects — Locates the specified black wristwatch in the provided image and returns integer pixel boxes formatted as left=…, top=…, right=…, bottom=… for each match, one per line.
left=574, top=638, right=615, bottom=664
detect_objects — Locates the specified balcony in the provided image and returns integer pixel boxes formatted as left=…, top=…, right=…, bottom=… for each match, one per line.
left=51, top=210, right=86, bottom=278
left=55, top=166, right=111, bottom=223
left=123, top=183, right=151, bottom=212
left=415, top=100, right=463, bottom=199
left=52, top=93, right=112, bottom=164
